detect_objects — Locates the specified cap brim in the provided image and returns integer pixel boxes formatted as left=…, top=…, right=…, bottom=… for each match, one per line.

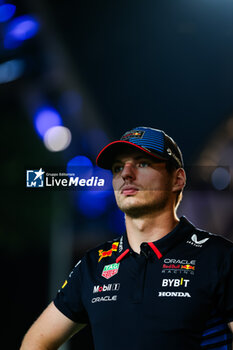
left=96, top=140, right=167, bottom=170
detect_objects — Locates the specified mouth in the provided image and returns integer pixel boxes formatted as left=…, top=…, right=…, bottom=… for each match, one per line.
left=121, top=185, right=139, bottom=196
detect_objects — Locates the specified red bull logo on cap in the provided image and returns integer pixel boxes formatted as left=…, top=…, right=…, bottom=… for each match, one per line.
left=121, top=130, right=145, bottom=140
left=98, top=242, right=119, bottom=262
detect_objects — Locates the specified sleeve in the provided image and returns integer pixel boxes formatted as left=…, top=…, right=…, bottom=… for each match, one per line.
left=215, top=245, right=233, bottom=323
left=53, top=259, right=89, bottom=324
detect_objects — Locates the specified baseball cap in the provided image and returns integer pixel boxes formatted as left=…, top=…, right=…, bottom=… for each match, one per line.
left=96, top=126, right=184, bottom=170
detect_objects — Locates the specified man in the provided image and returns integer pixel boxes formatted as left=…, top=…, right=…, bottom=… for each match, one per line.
left=20, top=126, right=233, bottom=350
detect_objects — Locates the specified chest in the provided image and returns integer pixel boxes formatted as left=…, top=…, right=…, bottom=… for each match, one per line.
left=83, top=254, right=216, bottom=328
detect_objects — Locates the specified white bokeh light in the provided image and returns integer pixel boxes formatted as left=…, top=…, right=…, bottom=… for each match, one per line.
left=44, top=126, right=72, bottom=152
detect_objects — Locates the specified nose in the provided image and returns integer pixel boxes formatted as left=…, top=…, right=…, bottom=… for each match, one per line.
left=121, top=162, right=136, bottom=181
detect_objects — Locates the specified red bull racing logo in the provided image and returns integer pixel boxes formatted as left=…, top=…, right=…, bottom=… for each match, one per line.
left=162, top=258, right=196, bottom=275
left=98, top=242, right=119, bottom=262
left=121, top=130, right=145, bottom=140
left=181, top=264, right=195, bottom=271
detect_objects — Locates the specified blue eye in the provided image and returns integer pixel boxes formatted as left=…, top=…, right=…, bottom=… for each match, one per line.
left=112, top=165, right=123, bottom=174
left=138, top=162, right=149, bottom=168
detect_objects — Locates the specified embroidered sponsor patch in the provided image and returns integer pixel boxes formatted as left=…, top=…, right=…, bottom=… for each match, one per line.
left=186, top=234, right=210, bottom=248
left=102, top=263, right=120, bottom=279
left=181, top=264, right=195, bottom=271
left=121, top=130, right=144, bottom=140
left=162, top=258, right=196, bottom=275
left=93, top=283, right=120, bottom=293
left=98, top=242, right=119, bottom=262
left=162, top=278, right=190, bottom=288
left=118, top=236, right=123, bottom=253
left=91, top=295, right=117, bottom=303
left=158, top=291, right=191, bottom=298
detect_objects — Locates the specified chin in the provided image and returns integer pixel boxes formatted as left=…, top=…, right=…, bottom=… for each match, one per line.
left=117, top=201, right=153, bottom=218
left=117, top=197, right=170, bottom=218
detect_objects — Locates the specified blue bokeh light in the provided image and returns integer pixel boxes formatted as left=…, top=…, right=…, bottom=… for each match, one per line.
left=76, top=191, right=109, bottom=218
left=0, top=59, right=25, bottom=84
left=4, top=15, right=39, bottom=49
left=34, top=107, right=62, bottom=138
left=67, top=156, right=93, bottom=179
left=0, top=4, right=16, bottom=22
left=211, top=167, right=231, bottom=190
left=108, top=208, right=126, bottom=235
left=70, top=160, right=114, bottom=217
left=72, top=161, right=116, bottom=218
left=92, top=166, right=113, bottom=194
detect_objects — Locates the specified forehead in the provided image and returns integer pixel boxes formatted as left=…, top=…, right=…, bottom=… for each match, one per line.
left=113, top=150, right=161, bottom=163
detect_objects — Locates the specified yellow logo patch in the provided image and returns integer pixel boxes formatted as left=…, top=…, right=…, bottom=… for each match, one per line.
left=98, top=242, right=119, bottom=262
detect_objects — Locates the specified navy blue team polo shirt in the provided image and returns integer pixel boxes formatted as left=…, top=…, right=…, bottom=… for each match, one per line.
left=54, top=217, right=233, bottom=350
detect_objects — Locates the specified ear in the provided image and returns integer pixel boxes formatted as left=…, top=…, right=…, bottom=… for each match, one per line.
left=172, top=168, right=186, bottom=192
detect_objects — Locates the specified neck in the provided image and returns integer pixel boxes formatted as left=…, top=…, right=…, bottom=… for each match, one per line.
left=125, top=210, right=179, bottom=254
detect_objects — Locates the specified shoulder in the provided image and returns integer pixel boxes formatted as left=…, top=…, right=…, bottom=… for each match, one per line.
left=87, top=236, right=122, bottom=255
left=80, top=236, right=123, bottom=266
left=185, top=221, right=233, bottom=258
left=182, top=220, right=233, bottom=276
left=196, top=227, right=233, bottom=248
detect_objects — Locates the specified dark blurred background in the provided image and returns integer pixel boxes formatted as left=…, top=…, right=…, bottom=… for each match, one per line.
left=1, top=0, right=233, bottom=349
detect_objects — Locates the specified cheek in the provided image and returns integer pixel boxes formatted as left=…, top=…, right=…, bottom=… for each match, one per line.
left=112, top=177, right=117, bottom=189
left=112, top=177, right=122, bottom=192
left=147, top=173, right=172, bottom=191
left=142, top=182, right=171, bottom=193
left=137, top=174, right=162, bottom=191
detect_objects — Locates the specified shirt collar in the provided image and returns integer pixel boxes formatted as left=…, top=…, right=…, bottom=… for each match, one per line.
left=115, top=216, right=195, bottom=263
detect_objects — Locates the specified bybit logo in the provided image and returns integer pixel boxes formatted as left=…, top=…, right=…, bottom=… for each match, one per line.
left=162, top=278, right=190, bottom=288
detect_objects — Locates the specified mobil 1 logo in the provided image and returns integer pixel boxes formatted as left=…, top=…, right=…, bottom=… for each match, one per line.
left=93, top=283, right=120, bottom=293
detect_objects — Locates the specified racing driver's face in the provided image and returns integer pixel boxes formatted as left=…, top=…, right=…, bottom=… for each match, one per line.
left=112, top=150, right=176, bottom=218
